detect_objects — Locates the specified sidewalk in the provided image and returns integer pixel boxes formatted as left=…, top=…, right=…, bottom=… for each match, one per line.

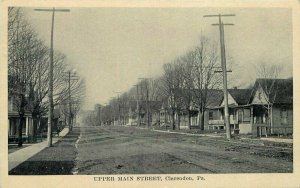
left=8, top=128, right=69, bottom=171
left=128, top=126, right=293, bottom=146
left=152, top=129, right=223, bottom=138
left=259, top=137, right=293, bottom=144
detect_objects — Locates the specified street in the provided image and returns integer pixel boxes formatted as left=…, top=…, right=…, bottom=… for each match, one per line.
left=5, top=6, right=296, bottom=188
left=73, top=126, right=292, bottom=174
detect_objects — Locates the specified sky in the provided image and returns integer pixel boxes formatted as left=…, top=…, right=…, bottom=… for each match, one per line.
left=22, top=7, right=292, bottom=110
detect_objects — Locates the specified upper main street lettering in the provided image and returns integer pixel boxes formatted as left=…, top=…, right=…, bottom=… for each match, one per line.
left=94, top=177, right=115, bottom=181
left=136, top=176, right=162, bottom=181
left=118, top=176, right=134, bottom=181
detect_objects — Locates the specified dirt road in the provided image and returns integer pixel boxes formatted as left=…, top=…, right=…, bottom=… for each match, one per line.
left=73, top=126, right=292, bottom=174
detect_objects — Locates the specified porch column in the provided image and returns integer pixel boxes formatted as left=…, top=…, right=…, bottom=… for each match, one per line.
left=270, top=107, right=273, bottom=134
left=25, top=117, right=29, bottom=136
left=250, top=106, right=254, bottom=135
left=250, top=106, right=253, bottom=126
left=197, top=111, right=200, bottom=126
left=30, top=117, right=33, bottom=135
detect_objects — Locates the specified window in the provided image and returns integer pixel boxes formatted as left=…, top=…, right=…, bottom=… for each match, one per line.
left=234, top=124, right=239, bottom=130
left=281, top=107, right=288, bottom=124
left=209, top=111, right=213, bottom=120
left=238, top=108, right=251, bottom=123
left=243, top=108, right=251, bottom=122
left=238, top=109, right=243, bottom=123
left=233, top=112, right=236, bottom=120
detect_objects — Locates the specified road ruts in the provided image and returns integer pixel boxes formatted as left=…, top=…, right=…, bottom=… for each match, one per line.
left=73, top=125, right=292, bottom=174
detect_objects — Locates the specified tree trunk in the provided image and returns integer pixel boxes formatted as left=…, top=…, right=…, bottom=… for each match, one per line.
left=18, top=114, right=24, bottom=147
left=201, top=111, right=205, bottom=131
left=18, top=94, right=26, bottom=147
left=188, top=110, right=191, bottom=130
left=177, top=112, right=181, bottom=130
left=198, top=110, right=205, bottom=131
left=172, top=110, right=176, bottom=130
left=32, top=114, right=38, bottom=142
left=270, top=106, right=273, bottom=134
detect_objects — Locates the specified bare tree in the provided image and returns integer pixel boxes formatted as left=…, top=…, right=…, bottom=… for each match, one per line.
left=161, top=62, right=182, bottom=130
left=8, top=8, right=44, bottom=146
left=255, top=62, right=284, bottom=129
left=8, top=8, right=86, bottom=144
left=190, top=37, right=222, bottom=130
left=177, top=53, right=195, bottom=129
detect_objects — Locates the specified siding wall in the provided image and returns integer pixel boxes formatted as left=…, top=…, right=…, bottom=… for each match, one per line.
left=271, top=105, right=293, bottom=134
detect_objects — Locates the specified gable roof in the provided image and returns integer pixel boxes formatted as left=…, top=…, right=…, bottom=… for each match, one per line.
left=227, top=89, right=252, bottom=105
left=206, top=89, right=224, bottom=107
left=250, top=78, right=293, bottom=104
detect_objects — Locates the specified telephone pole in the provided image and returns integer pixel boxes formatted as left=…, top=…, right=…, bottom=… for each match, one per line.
left=34, top=8, right=70, bottom=147
left=68, top=72, right=72, bottom=130
left=204, top=14, right=235, bottom=140
left=98, top=105, right=101, bottom=126
left=113, top=91, right=121, bottom=125
left=63, top=71, right=79, bottom=131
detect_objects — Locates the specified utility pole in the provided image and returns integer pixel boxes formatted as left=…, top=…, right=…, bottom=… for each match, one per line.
left=63, top=71, right=78, bottom=131
left=68, top=71, right=72, bottom=130
left=98, top=105, right=101, bottom=126
left=113, top=91, right=121, bottom=125
left=34, top=8, right=70, bottom=147
left=146, top=80, right=150, bottom=129
left=204, top=14, right=234, bottom=140
left=118, top=95, right=121, bottom=125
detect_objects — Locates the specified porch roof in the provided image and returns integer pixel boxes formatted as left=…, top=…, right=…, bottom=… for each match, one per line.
left=208, top=104, right=252, bottom=110
left=8, top=111, right=32, bottom=118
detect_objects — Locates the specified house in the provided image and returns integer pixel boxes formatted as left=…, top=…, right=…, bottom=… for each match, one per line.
left=173, top=89, right=203, bottom=129
left=203, top=89, right=226, bottom=130
left=158, top=88, right=224, bottom=130
left=159, top=102, right=170, bottom=127
left=127, top=101, right=139, bottom=126
left=249, top=78, right=293, bottom=135
left=149, top=101, right=162, bottom=126
left=39, top=108, right=63, bottom=135
left=205, top=88, right=252, bottom=133
left=8, top=96, right=33, bottom=142
left=127, top=100, right=161, bottom=126
left=8, top=95, right=33, bottom=142
left=205, top=78, right=293, bottom=136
